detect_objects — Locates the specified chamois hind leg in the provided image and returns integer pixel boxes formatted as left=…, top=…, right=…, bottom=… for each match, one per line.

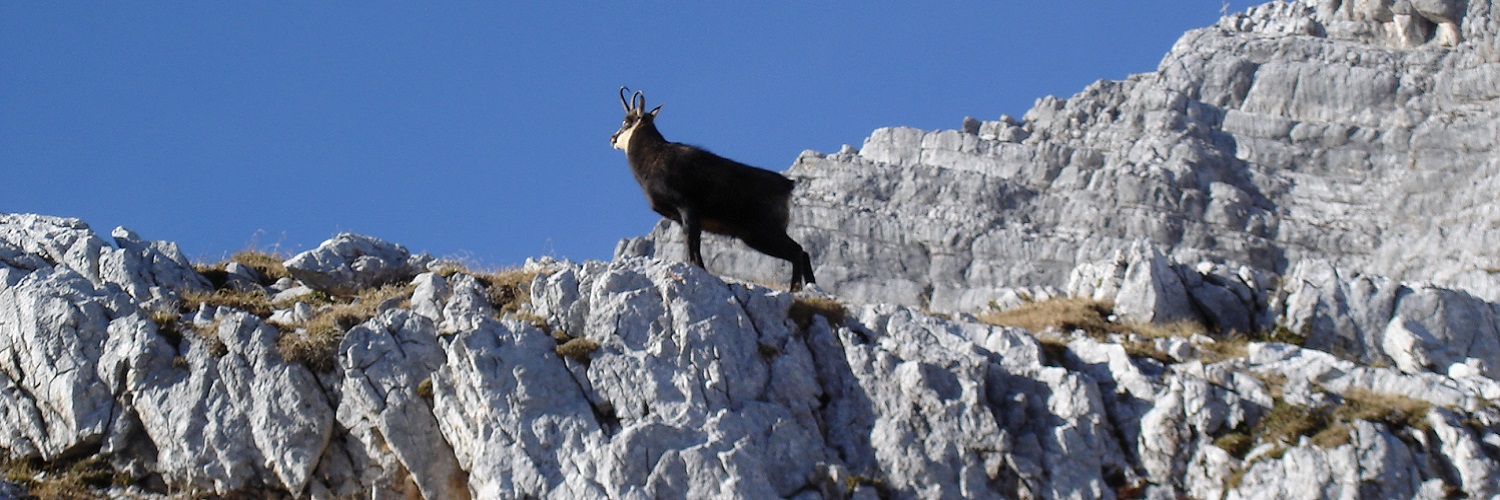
left=679, top=210, right=706, bottom=268
left=799, top=250, right=816, bottom=286
left=743, top=231, right=811, bottom=292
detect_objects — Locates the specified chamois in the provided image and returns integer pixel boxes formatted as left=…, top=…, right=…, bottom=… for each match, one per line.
left=610, top=87, right=816, bottom=291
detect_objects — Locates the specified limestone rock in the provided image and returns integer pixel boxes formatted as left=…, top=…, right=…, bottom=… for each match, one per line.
left=117, top=309, right=334, bottom=494
left=0, top=266, right=128, bottom=460
left=0, top=214, right=209, bottom=306
left=283, top=233, right=432, bottom=295
left=11, top=220, right=1500, bottom=497
left=1277, top=259, right=1500, bottom=378
left=619, top=0, right=1500, bottom=312
left=13, top=0, right=1500, bottom=497
left=337, top=310, right=468, bottom=500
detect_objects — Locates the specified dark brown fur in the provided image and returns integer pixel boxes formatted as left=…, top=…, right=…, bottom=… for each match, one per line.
left=612, top=88, right=815, bottom=291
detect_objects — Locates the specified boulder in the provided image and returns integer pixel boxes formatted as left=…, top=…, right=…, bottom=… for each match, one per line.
left=283, top=233, right=431, bottom=295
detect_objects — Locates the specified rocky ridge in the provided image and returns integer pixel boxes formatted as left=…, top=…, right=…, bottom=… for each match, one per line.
left=9, top=0, right=1500, bottom=497
left=620, top=0, right=1500, bottom=312
left=7, top=212, right=1500, bottom=498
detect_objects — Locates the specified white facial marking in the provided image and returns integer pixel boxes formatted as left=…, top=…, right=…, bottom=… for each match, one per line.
left=612, top=125, right=635, bottom=153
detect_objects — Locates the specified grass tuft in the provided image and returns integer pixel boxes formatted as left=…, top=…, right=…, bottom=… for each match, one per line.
left=181, top=288, right=276, bottom=318
left=472, top=268, right=540, bottom=315
left=789, top=296, right=847, bottom=330
left=150, top=309, right=185, bottom=345
left=153, top=308, right=228, bottom=359
left=276, top=283, right=413, bottom=372
left=979, top=298, right=1114, bottom=335
left=1197, top=332, right=1252, bottom=364
left=1213, top=430, right=1255, bottom=459
left=1254, top=399, right=1329, bottom=453
left=194, top=248, right=290, bottom=287
left=229, top=250, right=290, bottom=284
left=417, top=378, right=434, bottom=401
left=979, top=298, right=1213, bottom=363
left=556, top=338, right=600, bottom=362
left=3, top=456, right=128, bottom=498
left=1221, top=386, right=1434, bottom=464
left=1259, top=325, right=1306, bottom=346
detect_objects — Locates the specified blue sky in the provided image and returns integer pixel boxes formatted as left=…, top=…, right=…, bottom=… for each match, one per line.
left=2, top=2, right=1227, bottom=268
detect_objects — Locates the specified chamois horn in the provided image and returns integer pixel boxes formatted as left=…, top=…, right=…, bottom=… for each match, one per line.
left=619, top=86, right=634, bottom=112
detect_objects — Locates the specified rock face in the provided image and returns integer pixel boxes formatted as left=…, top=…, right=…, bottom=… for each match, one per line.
left=9, top=1, right=1500, bottom=497
left=284, top=233, right=432, bottom=296
left=619, top=0, right=1500, bottom=313
left=8, top=215, right=1500, bottom=498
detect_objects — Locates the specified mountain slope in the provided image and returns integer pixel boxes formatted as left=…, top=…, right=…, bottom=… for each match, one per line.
left=6, top=212, right=1500, bottom=498
left=622, top=0, right=1500, bottom=312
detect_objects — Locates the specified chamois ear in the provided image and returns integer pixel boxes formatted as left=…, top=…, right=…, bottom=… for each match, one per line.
left=649, top=103, right=663, bottom=117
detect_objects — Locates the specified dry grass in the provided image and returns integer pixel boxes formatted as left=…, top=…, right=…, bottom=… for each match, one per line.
left=276, top=283, right=413, bottom=372
left=472, top=268, right=540, bottom=315
left=979, top=298, right=1115, bottom=335
left=515, top=311, right=551, bottom=333
left=789, top=296, right=848, bottom=330
left=180, top=287, right=276, bottom=318
left=1131, top=319, right=1206, bottom=339
left=1197, top=326, right=1305, bottom=364
left=556, top=337, right=600, bottom=362
left=1120, top=340, right=1174, bottom=364
left=187, top=252, right=549, bottom=373
left=195, top=249, right=291, bottom=287
left=1319, top=388, right=1433, bottom=446
left=3, top=456, right=126, bottom=499
left=1218, top=386, right=1433, bottom=460
left=277, top=289, right=336, bottom=309
left=278, top=311, right=359, bottom=372
left=1258, top=325, right=1306, bottom=345
left=152, top=306, right=228, bottom=359
left=977, top=297, right=1312, bottom=364
left=1251, top=371, right=1288, bottom=400
left=229, top=249, right=290, bottom=284
left=841, top=473, right=889, bottom=498
left=1213, top=430, right=1255, bottom=459
left=417, top=378, right=434, bottom=401
left=1256, top=399, right=1329, bottom=454
left=979, top=298, right=1213, bottom=364
left=149, top=309, right=184, bottom=343
left=1197, top=333, right=1252, bottom=364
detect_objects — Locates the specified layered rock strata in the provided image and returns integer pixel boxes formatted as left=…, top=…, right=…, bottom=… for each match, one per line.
left=6, top=214, right=1500, bottom=498
left=620, top=0, right=1500, bottom=312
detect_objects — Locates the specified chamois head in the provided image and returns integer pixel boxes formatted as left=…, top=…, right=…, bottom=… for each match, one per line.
left=610, top=86, right=662, bottom=153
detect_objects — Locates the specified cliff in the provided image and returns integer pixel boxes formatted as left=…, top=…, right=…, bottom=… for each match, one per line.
left=621, top=0, right=1500, bottom=312
left=9, top=0, right=1500, bottom=498
left=6, top=211, right=1500, bottom=498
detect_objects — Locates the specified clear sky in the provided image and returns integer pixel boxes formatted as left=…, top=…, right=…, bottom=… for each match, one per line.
left=2, top=2, right=1227, bottom=268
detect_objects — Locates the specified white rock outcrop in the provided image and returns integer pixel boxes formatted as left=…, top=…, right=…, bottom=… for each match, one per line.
left=8, top=218, right=1500, bottom=498
left=10, top=0, right=1500, bottom=497
left=284, top=233, right=432, bottom=295
left=619, top=0, right=1500, bottom=313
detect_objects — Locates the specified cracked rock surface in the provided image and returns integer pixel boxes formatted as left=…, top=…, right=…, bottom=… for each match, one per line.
left=621, top=0, right=1500, bottom=312
left=10, top=0, right=1500, bottom=497
left=8, top=216, right=1500, bottom=498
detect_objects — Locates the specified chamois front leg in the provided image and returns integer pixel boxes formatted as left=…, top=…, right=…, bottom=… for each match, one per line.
left=679, top=209, right=706, bottom=268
